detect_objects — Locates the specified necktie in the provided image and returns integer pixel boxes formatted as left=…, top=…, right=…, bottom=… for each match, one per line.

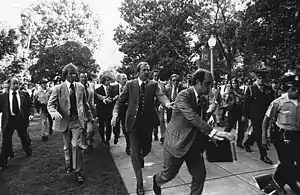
left=12, top=91, right=19, bottom=115
left=70, top=83, right=77, bottom=116
left=197, top=95, right=205, bottom=120
left=84, top=84, right=89, bottom=99
left=139, top=82, right=145, bottom=114
left=171, top=86, right=178, bottom=102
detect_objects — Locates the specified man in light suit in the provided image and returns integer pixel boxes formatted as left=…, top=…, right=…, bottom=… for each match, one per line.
left=111, top=62, right=173, bottom=195
left=111, top=73, right=131, bottom=155
left=48, top=63, right=93, bottom=183
left=79, top=73, right=96, bottom=151
left=0, top=77, right=34, bottom=170
left=152, top=69, right=234, bottom=195
left=165, top=74, right=186, bottom=123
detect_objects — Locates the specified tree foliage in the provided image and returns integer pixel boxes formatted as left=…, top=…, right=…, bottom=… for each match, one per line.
left=239, top=0, right=300, bottom=77
left=29, top=41, right=98, bottom=83
left=114, top=0, right=210, bottom=80
left=0, top=24, right=25, bottom=82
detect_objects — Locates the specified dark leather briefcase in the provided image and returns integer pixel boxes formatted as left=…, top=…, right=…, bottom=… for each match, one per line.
left=205, top=140, right=237, bottom=162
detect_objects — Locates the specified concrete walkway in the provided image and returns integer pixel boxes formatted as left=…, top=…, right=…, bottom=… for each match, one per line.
left=110, top=129, right=297, bottom=195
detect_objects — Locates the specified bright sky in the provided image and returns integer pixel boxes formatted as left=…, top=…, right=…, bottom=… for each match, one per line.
left=0, top=0, right=124, bottom=70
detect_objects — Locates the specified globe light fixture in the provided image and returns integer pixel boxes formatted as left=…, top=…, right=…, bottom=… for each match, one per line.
left=208, top=35, right=217, bottom=77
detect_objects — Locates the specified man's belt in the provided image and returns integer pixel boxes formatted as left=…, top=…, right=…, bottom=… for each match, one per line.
left=279, top=128, right=300, bottom=143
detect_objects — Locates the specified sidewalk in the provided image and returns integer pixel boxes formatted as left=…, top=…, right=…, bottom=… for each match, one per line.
left=110, top=129, right=296, bottom=195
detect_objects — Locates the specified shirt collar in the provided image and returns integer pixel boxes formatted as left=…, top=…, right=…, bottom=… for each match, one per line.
left=192, top=86, right=199, bottom=101
left=9, top=89, right=19, bottom=95
left=138, top=77, right=143, bottom=86
left=65, top=80, right=75, bottom=89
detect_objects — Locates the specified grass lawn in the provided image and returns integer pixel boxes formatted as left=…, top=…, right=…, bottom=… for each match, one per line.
left=0, top=115, right=128, bottom=195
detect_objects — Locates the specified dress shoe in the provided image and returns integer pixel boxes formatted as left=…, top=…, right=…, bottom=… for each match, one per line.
left=42, top=135, right=48, bottom=141
left=26, top=149, right=32, bottom=157
left=153, top=175, right=161, bottom=195
left=237, top=143, right=244, bottom=149
left=105, top=142, right=110, bottom=149
left=125, top=146, right=131, bottom=156
left=114, top=137, right=119, bottom=145
left=79, top=143, right=88, bottom=150
left=244, top=144, right=252, bottom=152
left=160, top=137, right=165, bottom=145
left=0, top=158, right=8, bottom=171
left=136, top=184, right=144, bottom=195
left=261, top=156, right=273, bottom=165
left=66, top=166, right=73, bottom=174
left=74, top=172, right=84, bottom=183
left=8, top=153, right=15, bottom=160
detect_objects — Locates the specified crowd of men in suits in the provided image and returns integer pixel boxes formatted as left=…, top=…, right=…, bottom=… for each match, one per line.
left=0, top=62, right=299, bottom=195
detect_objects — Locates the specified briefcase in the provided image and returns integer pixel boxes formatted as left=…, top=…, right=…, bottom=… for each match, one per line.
left=205, top=140, right=237, bottom=162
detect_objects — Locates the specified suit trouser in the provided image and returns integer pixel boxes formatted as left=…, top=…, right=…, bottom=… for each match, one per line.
left=153, top=106, right=166, bottom=138
left=244, top=120, right=267, bottom=157
left=62, top=118, right=83, bottom=173
left=0, top=116, right=31, bottom=161
left=129, top=128, right=152, bottom=186
left=273, top=134, right=300, bottom=188
left=113, top=116, right=130, bottom=147
left=224, top=105, right=245, bottom=145
left=155, top=140, right=206, bottom=195
left=98, top=117, right=112, bottom=143
left=40, top=111, right=49, bottom=136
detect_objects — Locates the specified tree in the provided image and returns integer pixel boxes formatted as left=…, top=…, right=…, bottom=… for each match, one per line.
left=0, top=23, right=25, bottom=82
left=19, top=0, right=102, bottom=59
left=192, top=0, right=248, bottom=77
left=114, top=0, right=208, bottom=80
left=29, top=41, right=98, bottom=83
left=239, top=0, right=300, bottom=77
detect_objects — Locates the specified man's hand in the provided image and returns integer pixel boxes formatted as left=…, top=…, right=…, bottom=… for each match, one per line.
left=52, top=112, right=62, bottom=120
left=111, top=113, right=118, bottom=127
left=212, top=131, right=235, bottom=141
left=104, top=98, right=113, bottom=104
left=29, top=115, right=34, bottom=121
left=241, top=116, right=247, bottom=122
left=113, top=95, right=119, bottom=101
left=165, top=102, right=174, bottom=109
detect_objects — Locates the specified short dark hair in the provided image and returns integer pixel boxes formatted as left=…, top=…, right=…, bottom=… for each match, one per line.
left=170, top=74, right=179, bottom=80
left=62, top=63, right=78, bottom=80
left=100, top=75, right=111, bottom=84
left=191, top=69, right=210, bottom=86
left=136, top=62, right=149, bottom=73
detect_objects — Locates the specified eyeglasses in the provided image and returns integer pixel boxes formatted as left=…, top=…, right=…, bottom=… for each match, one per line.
left=172, top=80, right=179, bottom=82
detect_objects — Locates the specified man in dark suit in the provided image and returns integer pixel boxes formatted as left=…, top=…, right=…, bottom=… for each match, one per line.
left=111, top=62, right=173, bottom=195
left=48, top=63, right=93, bottom=183
left=165, top=74, right=186, bottom=123
left=152, top=69, right=234, bottom=195
left=242, top=71, right=275, bottom=165
left=94, top=75, right=114, bottom=148
left=0, top=77, right=34, bottom=170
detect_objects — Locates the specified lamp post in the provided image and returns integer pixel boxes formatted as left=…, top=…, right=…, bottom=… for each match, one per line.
left=208, top=35, right=216, bottom=78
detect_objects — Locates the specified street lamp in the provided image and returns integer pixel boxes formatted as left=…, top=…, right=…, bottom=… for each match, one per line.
left=208, top=35, right=217, bottom=78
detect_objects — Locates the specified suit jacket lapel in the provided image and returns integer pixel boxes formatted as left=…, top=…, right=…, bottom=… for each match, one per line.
left=188, top=88, right=197, bottom=110
left=5, top=93, right=9, bottom=114
left=62, top=82, right=70, bottom=109
left=133, top=79, right=139, bottom=104
left=19, top=91, right=24, bottom=112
